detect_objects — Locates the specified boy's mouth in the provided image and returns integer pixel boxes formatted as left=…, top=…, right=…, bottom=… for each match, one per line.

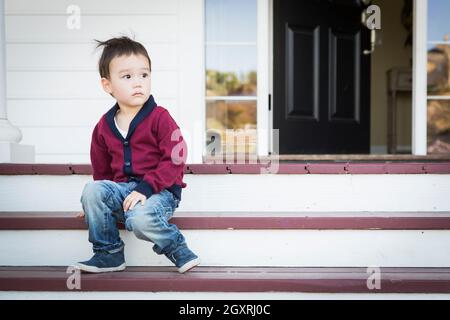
left=132, top=93, right=144, bottom=97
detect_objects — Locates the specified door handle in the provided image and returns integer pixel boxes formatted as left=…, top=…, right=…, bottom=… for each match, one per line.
left=363, top=28, right=376, bottom=55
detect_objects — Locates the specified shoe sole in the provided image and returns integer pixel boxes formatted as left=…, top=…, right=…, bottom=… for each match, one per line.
left=74, top=262, right=126, bottom=273
left=178, top=257, right=201, bottom=274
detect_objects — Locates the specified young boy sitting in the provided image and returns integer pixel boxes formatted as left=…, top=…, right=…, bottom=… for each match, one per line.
left=75, top=36, right=200, bottom=273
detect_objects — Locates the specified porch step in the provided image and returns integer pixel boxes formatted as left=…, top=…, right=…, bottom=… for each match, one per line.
left=1, top=163, right=450, bottom=212
left=3, top=211, right=450, bottom=230
left=1, top=212, right=450, bottom=267
left=1, top=266, right=450, bottom=293
left=1, top=173, right=450, bottom=212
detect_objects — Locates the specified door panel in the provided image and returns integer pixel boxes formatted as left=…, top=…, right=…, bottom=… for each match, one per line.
left=273, top=0, right=371, bottom=154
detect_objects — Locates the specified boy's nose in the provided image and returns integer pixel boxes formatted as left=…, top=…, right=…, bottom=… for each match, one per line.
left=133, top=81, right=143, bottom=88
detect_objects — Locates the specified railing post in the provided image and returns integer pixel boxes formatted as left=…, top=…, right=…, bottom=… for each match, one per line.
left=0, top=0, right=34, bottom=162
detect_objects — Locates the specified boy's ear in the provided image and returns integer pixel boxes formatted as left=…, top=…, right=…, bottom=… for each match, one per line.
left=101, top=77, right=113, bottom=96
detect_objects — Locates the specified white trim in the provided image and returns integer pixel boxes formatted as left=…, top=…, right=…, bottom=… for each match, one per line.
left=179, top=0, right=205, bottom=164
left=205, top=96, right=257, bottom=101
left=2, top=292, right=450, bottom=300
left=427, top=41, right=450, bottom=45
left=257, top=0, right=270, bottom=156
left=268, top=0, right=274, bottom=155
left=412, top=0, right=428, bottom=156
left=205, top=42, right=257, bottom=46
left=427, top=96, right=450, bottom=100
left=0, top=0, right=5, bottom=119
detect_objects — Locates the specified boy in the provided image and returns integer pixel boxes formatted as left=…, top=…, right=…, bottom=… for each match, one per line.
left=75, top=36, right=200, bottom=273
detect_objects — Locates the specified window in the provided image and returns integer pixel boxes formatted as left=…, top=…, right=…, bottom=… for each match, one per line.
left=205, top=0, right=257, bottom=156
left=427, top=0, right=450, bottom=154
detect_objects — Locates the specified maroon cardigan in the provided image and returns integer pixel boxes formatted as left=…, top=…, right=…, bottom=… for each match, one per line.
left=90, top=95, right=187, bottom=200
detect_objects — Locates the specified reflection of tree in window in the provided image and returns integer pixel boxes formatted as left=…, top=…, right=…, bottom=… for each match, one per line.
left=427, top=100, right=450, bottom=154
left=206, top=70, right=257, bottom=96
left=428, top=38, right=450, bottom=95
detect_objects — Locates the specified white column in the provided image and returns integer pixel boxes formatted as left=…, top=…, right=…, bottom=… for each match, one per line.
left=0, top=0, right=34, bottom=162
left=412, top=0, right=428, bottom=155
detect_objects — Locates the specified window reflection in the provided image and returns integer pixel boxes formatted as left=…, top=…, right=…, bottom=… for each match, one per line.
left=427, top=0, right=450, bottom=155
left=206, top=69, right=257, bottom=97
left=206, top=100, right=257, bottom=155
left=427, top=41, right=450, bottom=97
left=427, top=100, right=450, bottom=154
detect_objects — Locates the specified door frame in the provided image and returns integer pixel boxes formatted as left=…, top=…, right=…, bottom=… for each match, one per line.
left=412, top=0, right=427, bottom=155
left=257, top=0, right=271, bottom=157
left=263, top=0, right=428, bottom=156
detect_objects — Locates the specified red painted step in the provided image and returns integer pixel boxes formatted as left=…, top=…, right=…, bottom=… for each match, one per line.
left=1, top=162, right=450, bottom=175
left=2, top=212, right=450, bottom=230
left=1, top=266, right=450, bottom=293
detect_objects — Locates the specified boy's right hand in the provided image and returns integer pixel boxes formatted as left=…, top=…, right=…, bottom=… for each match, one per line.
left=76, top=211, right=85, bottom=218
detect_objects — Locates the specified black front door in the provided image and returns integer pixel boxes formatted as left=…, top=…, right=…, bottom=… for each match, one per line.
left=273, top=0, right=371, bottom=154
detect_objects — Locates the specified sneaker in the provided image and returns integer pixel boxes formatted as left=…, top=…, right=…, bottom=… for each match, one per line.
left=75, top=250, right=126, bottom=273
left=166, top=246, right=200, bottom=273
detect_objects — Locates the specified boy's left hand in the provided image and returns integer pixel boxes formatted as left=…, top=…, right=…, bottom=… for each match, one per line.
left=123, top=191, right=146, bottom=212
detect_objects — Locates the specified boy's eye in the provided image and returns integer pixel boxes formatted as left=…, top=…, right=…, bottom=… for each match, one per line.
left=142, top=73, right=148, bottom=78
left=122, top=75, right=131, bottom=79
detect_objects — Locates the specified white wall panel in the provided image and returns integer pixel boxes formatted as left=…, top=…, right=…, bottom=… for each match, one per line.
left=5, top=0, right=179, bottom=15
left=7, top=71, right=178, bottom=99
left=7, top=43, right=178, bottom=71
left=8, top=98, right=178, bottom=126
left=5, top=16, right=178, bottom=43
left=4, top=0, right=204, bottom=162
left=19, top=127, right=91, bottom=154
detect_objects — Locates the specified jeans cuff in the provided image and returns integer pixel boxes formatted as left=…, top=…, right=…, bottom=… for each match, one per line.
left=93, top=241, right=124, bottom=254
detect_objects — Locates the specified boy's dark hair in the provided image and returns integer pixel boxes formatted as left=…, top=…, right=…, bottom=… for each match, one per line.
left=94, top=36, right=152, bottom=79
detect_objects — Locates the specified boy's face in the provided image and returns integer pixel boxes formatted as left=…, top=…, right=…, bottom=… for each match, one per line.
left=101, top=53, right=151, bottom=109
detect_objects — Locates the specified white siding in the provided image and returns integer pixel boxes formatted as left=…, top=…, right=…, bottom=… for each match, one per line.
left=5, top=0, right=204, bottom=163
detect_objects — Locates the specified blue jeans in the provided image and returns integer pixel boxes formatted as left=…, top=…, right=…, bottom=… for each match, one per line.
left=80, top=180, right=185, bottom=257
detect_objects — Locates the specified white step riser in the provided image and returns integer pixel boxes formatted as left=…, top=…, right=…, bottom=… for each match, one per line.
left=2, top=292, right=450, bottom=300
left=1, top=174, right=450, bottom=212
left=1, top=229, right=450, bottom=267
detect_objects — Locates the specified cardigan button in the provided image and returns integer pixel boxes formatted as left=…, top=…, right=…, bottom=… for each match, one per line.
left=123, top=140, right=129, bottom=146
left=125, top=161, right=131, bottom=167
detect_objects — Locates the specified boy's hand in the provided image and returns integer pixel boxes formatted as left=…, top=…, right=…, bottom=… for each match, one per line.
left=123, top=191, right=146, bottom=212
left=76, top=211, right=85, bottom=218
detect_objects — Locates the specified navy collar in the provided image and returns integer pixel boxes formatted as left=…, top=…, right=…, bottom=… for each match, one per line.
left=105, top=95, right=157, bottom=141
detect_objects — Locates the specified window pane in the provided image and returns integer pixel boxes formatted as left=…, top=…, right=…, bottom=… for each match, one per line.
left=427, top=100, right=450, bottom=154
left=205, top=0, right=257, bottom=97
left=427, top=0, right=450, bottom=97
left=206, top=44, right=257, bottom=96
left=206, top=100, right=257, bottom=155
left=428, top=0, right=450, bottom=42
left=206, top=0, right=257, bottom=43
left=428, top=45, right=450, bottom=96
left=205, top=0, right=258, bottom=157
